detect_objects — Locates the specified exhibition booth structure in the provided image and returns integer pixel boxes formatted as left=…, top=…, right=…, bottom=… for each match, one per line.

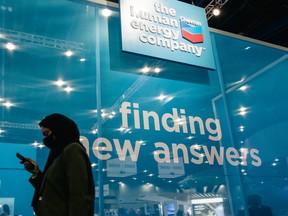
left=0, top=0, right=287, bottom=215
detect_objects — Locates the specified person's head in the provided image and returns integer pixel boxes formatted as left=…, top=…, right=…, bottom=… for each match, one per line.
left=2, top=204, right=10, bottom=214
left=39, top=113, right=80, bottom=149
left=248, top=194, right=262, bottom=208
left=136, top=208, right=143, bottom=216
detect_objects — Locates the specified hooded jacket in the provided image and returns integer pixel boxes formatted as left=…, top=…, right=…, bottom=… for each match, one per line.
left=29, top=113, right=95, bottom=216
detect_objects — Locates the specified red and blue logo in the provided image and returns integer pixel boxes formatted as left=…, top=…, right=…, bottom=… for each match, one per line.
left=180, top=21, right=204, bottom=44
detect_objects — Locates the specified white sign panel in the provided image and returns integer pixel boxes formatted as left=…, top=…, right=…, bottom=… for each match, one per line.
left=107, top=157, right=137, bottom=177
left=120, top=0, right=216, bottom=69
left=158, top=157, right=185, bottom=178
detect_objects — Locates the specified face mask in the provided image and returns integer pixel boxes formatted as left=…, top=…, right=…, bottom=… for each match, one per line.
left=43, top=133, right=57, bottom=149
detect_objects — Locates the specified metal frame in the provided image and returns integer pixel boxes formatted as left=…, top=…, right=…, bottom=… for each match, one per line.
left=205, top=0, right=229, bottom=20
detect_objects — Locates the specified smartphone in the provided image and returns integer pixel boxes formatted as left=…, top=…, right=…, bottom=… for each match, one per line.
left=16, top=152, right=35, bottom=169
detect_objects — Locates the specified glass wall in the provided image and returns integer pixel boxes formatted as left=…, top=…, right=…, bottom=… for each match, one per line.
left=212, top=32, right=288, bottom=216
left=0, top=0, right=287, bottom=216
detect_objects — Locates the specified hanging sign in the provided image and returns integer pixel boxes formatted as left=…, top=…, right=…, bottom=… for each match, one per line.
left=120, top=0, right=216, bottom=69
left=158, top=157, right=185, bottom=178
left=107, top=157, right=137, bottom=177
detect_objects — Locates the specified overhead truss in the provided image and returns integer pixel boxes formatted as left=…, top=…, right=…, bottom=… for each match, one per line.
left=0, top=28, right=86, bottom=52
left=205, top=0, right=230, bottom=20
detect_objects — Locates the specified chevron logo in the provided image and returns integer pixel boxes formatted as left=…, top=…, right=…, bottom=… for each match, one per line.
left=180, top=21, right=204, bottom=43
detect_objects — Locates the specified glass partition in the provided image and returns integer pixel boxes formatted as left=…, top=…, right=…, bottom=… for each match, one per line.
left=0, top=0, right=97, bottom=215
left=0, top=1, right=287, bottom=216
left=213, top=32, right=288, bottom=216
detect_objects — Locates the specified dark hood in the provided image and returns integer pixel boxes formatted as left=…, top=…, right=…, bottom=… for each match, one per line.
left=39, top=113, right=81, bottom=171
left=39, top=113, right=80, bottom=146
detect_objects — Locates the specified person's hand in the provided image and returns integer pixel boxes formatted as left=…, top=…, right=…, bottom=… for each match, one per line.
left=21, top=158, right=40, bottom=176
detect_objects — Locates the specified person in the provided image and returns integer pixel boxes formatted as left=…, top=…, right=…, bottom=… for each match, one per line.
left=118, top=208, right=128, bottom=216
left=128, top=208, right=137, bottom=216
left=0, top=204, right=10, bottom=216
left=177, top=209, right=183, bottom=216
left=136, top=208, right=146, bottom=216
left=248, top=194, right=273, bottom=216
left=21, top=113, right=95, bottom=216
